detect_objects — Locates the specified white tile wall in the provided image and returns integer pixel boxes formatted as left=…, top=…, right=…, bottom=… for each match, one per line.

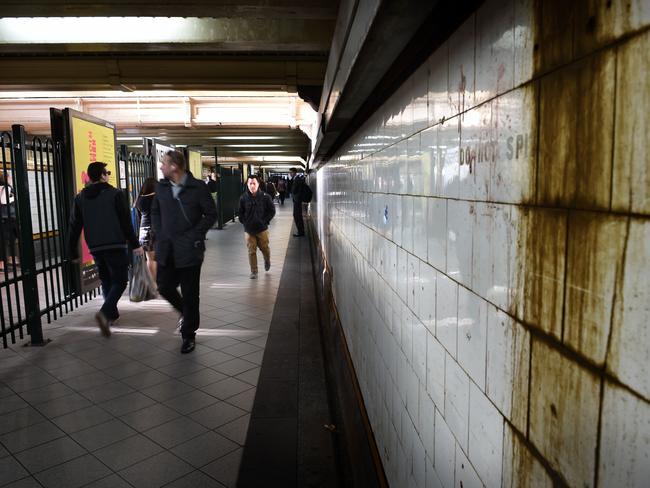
left=426, top=331, right=446, bottom=410
left=457, top=287, right=488, bottom=390
left=444, top=355, right=470, bottom=451
left=468, top=382, right=504, bottom=487
left=313, top=1, right=650, bottom=485
left=434, top=409, right=456, bottom=488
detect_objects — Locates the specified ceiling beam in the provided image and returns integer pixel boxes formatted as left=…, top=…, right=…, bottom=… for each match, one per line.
left=0, top=1, right=338, bottom=19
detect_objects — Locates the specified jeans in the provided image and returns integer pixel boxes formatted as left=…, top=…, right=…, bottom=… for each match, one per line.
left=245, top=230, right=270, bottom=273
left=92, top=249, right=129, bottom=321
left=293, top=200, right=304, bottom=235
left=157, top=263, right=202, bottom=339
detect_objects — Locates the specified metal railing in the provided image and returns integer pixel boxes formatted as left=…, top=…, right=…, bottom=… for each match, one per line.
left=0, top=127, right=160, bottom=348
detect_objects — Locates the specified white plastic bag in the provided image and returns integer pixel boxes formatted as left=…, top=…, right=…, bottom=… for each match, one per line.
left=129, top=254, right=157, bottom=302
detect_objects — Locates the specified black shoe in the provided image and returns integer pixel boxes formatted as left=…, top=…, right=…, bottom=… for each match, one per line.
left=181, top=338, right=195, bottom=354
left=293, top=233, right=304, bottom=237
left=95, top=311, right=112, bottom=338
left=264, top=260, right=271, bottom=271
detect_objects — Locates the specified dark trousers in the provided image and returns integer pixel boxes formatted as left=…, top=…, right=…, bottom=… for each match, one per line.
left=278, top=191, right=286, bottom=205
left=157, top=263, right=202, bottom=339
left=293, top=200, right=304, bottom=235
left=92, top=249, right=129, bottom=321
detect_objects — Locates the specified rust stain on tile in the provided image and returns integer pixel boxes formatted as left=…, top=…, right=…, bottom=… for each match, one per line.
left=529, top=338, right=601, bottom=487
left=612, top=31, right=650, bottom=215
left=564, top=211, right=627, bottom=366
left=538, top=52, right=615, bottom=209
left=533, top=0, right=575, bottom=75
left=511, top=207, right=567, bottom=340
left=502, top=423, right=553, bottom=488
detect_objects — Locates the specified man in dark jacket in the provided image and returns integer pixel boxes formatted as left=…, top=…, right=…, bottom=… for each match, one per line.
left=289, top=167, right=305, bottom=237
left=238, top=174, right=275, bottom=279
left=68, top=161, right=144, bottom=337
left=152, top=150, right=217, bottom=353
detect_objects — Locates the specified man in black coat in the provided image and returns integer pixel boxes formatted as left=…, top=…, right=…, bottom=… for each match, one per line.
left=238, top=174, right=275, bottom=279
left=289, top=167, right=305, bottom=237
left=152, top=150, right=217, bottom=353
left=68, top=161, right=144, bottom=337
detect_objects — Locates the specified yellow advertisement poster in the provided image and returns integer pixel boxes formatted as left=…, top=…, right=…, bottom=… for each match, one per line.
left=188, top=150, right=202, bottom=178
left=70, top=114, right=117, bottom=292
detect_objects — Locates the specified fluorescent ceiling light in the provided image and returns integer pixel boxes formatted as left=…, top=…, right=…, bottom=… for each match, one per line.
left=211, top=136, right=280, bottom=140
left=0, top=17, right=266, bottom=44
left=221, top=144, right=282, bottom=148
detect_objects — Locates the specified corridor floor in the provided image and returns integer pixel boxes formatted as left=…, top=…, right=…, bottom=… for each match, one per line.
left=0, top=205, right=294, bottom=488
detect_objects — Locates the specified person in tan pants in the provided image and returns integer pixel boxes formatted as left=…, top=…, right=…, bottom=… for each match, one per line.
left=238, top=175, right=276, bottom=279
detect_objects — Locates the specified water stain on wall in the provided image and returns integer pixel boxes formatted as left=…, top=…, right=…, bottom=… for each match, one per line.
left=564, top=211, right=627, bottom=366
left=511, top=206, right=567, bottom=340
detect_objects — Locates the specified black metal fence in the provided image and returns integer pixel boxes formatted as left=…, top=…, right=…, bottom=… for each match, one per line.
left=0, top=125, right=105, bottom=348
left=0, top=127, right=156, bottom=348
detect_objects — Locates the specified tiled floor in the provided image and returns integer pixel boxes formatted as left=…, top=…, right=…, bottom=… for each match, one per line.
left=0, top=205, right=294, bottom=488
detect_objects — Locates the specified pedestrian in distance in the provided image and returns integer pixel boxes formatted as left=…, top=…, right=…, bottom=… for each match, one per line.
left=289, top=167, right=305, bottom=237
left=238, top=174, right=275, bottom=279
left=152, top=150, right=217, bottom=354
left=277, top=177, right=287, bottom=206
left=67, top=162, right=144, bottom=337
left=135, top=177, right=158, bottom=282
left=0, top=172, right=19, bottom=273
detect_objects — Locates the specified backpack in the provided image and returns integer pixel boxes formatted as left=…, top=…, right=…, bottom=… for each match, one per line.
left=301, top=183, right=313, bottom=203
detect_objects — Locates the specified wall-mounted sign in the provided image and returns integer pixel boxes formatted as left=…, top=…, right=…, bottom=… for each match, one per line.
left=188, top=150, right=202, bottom=179
left=67, top=109, right=118, bottom=293
left=154, top=141, right=174, bottom=180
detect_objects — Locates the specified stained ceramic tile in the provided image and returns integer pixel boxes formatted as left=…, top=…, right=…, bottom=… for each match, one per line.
left=486, top=306, right=529, bottom=432
left=612, top=31, right=650, bottom=215
left=529, top=339, right=600, bottom=487
left=502, top=423, right=553, bottom=488
left=538, top=51, right=615, bottom=210
left=514, top=0, right=535, bottom=86
left=564, top=212, right=626, bottom=365
left=511, top=207, right=566, bottom=340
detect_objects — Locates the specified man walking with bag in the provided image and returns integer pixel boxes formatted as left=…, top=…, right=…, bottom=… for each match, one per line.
left=152, top=150, right=217, bottom=354
left=238, top=174, right=275, bottom=279
left=68, top=162, right=144, bottom=337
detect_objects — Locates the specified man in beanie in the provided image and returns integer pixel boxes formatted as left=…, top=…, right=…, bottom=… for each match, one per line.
left=68, top=161, right=143, bottom=337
